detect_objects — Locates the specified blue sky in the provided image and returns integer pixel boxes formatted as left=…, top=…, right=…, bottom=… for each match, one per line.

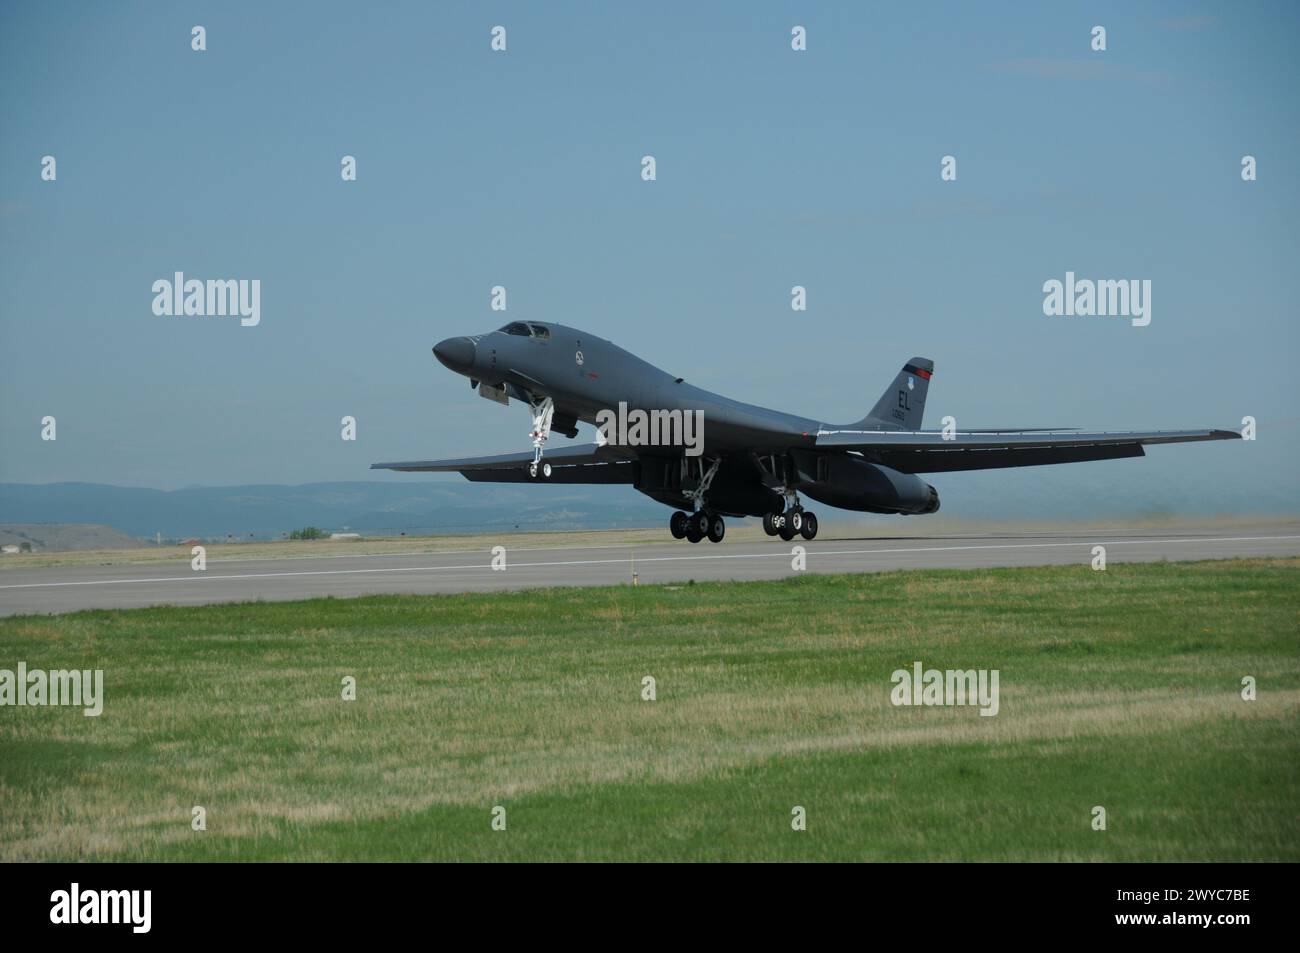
left=2, top=2, right=1297, bottom=517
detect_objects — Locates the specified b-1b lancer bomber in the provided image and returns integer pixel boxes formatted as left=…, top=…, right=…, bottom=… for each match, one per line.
left=372, top=322, right=1239, bottom=543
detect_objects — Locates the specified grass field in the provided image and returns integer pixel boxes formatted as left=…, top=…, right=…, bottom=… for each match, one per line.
left=1, top=557, right=1297, bottom=861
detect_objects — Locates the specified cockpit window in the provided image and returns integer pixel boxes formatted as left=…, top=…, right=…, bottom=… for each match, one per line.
left=498, top=322, right=552, bottom=339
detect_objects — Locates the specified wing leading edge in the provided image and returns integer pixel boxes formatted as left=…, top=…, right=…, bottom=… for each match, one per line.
left=814, top=428, right=1241, bottom=474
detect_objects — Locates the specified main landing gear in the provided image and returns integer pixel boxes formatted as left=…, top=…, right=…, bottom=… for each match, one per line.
left=668, top=456, right=725, bottom=542
left=669, top=508, right=815, bottom=544
left=669, top=510, right=725, bottom=544
left=762, top=507, right=818, bottom=541
left=748, top=455, right=818, bottom=542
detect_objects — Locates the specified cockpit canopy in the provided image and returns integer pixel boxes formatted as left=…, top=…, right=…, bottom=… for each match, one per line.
left=499, top=322, right=551, bottom=339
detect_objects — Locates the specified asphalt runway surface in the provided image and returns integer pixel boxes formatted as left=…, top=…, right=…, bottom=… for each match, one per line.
left=2, top=523, right=1298, bottom=617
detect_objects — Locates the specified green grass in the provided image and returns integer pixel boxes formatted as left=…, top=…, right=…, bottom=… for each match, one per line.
left=1, top=558, right=1297, bottom=861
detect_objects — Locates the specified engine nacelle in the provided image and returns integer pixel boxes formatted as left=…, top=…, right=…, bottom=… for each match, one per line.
left=802, top=456, right=939, bottom=515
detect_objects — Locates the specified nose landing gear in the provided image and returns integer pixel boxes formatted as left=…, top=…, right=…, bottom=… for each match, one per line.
left=526, top=396, right=554, bottom=479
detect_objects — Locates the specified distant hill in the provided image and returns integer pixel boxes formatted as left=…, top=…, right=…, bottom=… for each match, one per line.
left=0, top=481, right=666, bottom=541
left=4, top=453, right=1296, bottom=545
left=0, top=523, right=148, bottom=551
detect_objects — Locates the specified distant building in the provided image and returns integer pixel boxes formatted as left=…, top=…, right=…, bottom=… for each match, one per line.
left=329, top=533, right=361, bottom=540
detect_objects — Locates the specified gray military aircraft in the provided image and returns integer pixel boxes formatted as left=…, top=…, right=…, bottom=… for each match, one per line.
left=372, top=321, right=1240, bottom=543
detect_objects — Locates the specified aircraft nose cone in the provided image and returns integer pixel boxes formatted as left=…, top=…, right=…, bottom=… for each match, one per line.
left=433, top=336, right=475, bottom=373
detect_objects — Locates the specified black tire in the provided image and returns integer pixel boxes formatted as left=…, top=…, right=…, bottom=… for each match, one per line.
left=669, top=511, right=688, bottom=539
left=706, top=514, right=725, bottom=543
left=762, top=512, right=779, bottom=536
left=788, top=510, right=803, bottom=533
left=541, top=461, right=552, bottom=479
left=778, top=519, right=797, bottom=541
left=800, top=511, right=818, bottom=540
left=687, top=512, right=708, bottom=543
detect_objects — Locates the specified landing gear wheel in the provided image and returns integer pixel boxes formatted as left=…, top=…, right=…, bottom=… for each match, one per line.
left=788, top=510, right=803, bottom=533
left=528, top=462, right=538, bottom=479
left=799, top=511, right=818, bottom=540
left=541, top=461, right=552, bottom=479
left=762, top=512, right=780, bottom=536
left=706, top=514, right=726, bottom=543
left=669, top=511, right=688, bottom=539
left=778, top=515, right=797, bottom=541
left=685, top=517, right=704, bottom=543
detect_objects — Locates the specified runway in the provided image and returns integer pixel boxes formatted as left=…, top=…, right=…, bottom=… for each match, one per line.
left=2, top=522, right=1298, bottom=617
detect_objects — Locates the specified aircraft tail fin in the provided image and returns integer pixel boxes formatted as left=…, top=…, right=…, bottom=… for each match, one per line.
left=855, top=358, right=934, bottom=430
